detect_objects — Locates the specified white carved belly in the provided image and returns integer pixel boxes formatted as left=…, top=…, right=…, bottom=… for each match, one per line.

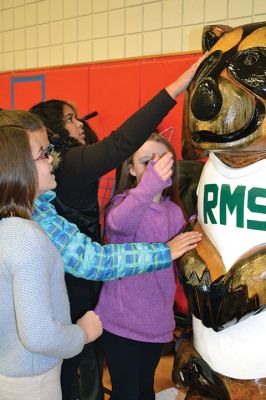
left=194, top=153, right=266, bottom=379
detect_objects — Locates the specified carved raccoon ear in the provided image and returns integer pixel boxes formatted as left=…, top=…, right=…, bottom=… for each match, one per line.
left=202, top=25, right=232, bottom=52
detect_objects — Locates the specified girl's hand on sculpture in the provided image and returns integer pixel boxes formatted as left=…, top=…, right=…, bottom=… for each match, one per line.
left=166, top=52, right=208, bottom=99
left=167, top=231, right=202, bottom=260
left=77, top=310, right=103, bottom=343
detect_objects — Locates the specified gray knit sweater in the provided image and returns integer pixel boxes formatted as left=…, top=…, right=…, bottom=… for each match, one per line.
left=0, top=217, right=86, bottom=377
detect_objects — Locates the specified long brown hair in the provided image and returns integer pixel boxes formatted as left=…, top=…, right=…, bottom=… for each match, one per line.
left=0, top=109, right=45, bottom=131
left=0, top=125, right=37, bottom=220
left=115, top=132, right=182, bottom=207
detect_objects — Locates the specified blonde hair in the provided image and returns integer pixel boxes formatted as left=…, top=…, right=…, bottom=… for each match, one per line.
left=0, top=109, right=45, bottom=131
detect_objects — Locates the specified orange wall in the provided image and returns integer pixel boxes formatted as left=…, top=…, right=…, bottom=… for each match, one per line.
left=0, top=54, right=200, bottom=313
left=0, top=52, right=200, bottom=158
left=0, top=53, right=200, bottom=210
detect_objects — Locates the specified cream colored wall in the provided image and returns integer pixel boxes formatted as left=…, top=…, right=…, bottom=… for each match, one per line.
left=0, top=0, right=265, bottom=71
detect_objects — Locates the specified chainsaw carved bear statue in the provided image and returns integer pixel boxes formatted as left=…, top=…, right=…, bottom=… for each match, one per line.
left=173, top=22, right=266, bottom=399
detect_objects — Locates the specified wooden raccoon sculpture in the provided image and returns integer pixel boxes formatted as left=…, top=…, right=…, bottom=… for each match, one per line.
left=173, top=22, right=266, bottom=399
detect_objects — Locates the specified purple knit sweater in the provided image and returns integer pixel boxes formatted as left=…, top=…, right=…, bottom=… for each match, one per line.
left=96, top=162, right=185, bottom=342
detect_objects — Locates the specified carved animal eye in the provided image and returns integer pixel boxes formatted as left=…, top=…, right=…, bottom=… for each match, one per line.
left=228, top=47, right=266, bottom=100
left=242, top=52, right=259, bottom=66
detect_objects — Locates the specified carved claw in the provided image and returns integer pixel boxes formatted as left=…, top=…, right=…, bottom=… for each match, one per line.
left=179, top=221, right=266, bottom=331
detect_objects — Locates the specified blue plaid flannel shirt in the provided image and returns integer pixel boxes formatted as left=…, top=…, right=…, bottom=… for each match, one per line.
left=32, top=191, right=171, bottom=281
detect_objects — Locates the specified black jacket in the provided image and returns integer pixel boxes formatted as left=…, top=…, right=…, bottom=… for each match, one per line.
left=53, top=89, right=176, bottom=315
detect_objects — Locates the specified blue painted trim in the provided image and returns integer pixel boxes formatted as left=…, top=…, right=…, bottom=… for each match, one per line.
left=11, top=74, right=45, bottom=109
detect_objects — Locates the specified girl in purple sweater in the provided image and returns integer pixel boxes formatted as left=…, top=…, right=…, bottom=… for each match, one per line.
left=96, top=133, right=201, bottom=400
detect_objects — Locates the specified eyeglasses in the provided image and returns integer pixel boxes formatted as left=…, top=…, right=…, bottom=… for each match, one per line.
left=33, top=144, right=55, bottom=162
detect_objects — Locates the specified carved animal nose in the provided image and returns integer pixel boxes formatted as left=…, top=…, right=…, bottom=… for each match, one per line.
left=191, top=78, right=223, bottom=121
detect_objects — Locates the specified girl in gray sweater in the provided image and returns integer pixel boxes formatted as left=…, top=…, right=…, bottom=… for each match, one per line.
left=0, top=125, right=102, bottom=400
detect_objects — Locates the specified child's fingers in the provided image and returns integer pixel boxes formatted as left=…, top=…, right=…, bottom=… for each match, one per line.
left=163, top=169, right=174, bottom=181
left=179, top=231, right=202, bottom=243
left=182, top=52, right=208, bottom=84
left=160, top=158, right=174, bottom=174
left=193, top=52, right=208, bottom=67
left=162, top=160, right=175, bottom=180
left=189, top=52, right=208, bottom=73
left=153, top=152, right=174, bottom=177
left=168, top=231, right=202, bottom=260
left=154, top=152, right=173, bottom=166
left=174, top=232, right=202, bottom=257
left=154, top=158, right=174, bottom=180
left=152, top=153, right=160, bottom=163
